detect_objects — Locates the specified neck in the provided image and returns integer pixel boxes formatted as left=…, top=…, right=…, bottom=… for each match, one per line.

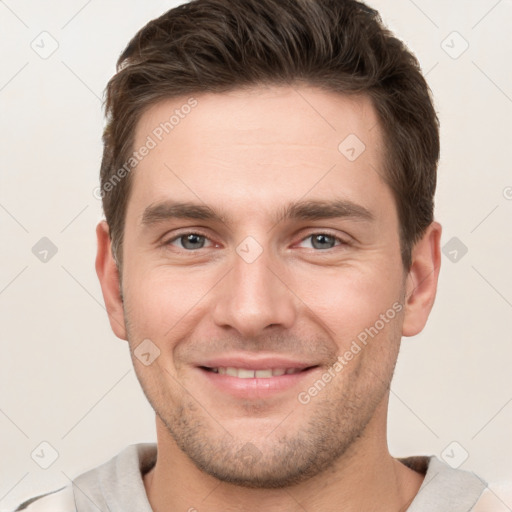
left=143, top=401, right=425, bottom=512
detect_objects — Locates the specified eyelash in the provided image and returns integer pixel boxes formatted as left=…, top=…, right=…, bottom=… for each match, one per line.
left=163, top=230, right=349, bottom=251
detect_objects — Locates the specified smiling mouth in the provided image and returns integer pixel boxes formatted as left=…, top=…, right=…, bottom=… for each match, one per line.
left=200, top=366, right=318, bottom=378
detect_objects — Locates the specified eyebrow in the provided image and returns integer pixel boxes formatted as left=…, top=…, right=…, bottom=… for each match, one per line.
left=140, top=198, right=374, bottom=228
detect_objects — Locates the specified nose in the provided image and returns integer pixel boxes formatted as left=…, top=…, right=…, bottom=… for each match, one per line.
left=211, top=244, right=297, bottom=338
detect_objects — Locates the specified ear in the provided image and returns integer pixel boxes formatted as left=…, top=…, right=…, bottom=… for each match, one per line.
left=95, top=221, right=128, bottom=340
left=402, top=221, right=442, bottom=337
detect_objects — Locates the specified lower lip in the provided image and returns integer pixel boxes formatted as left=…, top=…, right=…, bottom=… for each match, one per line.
left=197, top=367, right=318, bottom=399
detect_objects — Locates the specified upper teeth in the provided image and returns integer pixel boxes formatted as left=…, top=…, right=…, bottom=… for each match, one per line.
left=210, top=367, right=302, bottom=378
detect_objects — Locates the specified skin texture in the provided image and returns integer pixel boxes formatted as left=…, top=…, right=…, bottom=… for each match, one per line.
left=96, top=85, right=441, bottom=511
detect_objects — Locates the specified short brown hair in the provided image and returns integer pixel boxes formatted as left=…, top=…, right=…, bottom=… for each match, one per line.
left=100, top=0, right=439, bottom=271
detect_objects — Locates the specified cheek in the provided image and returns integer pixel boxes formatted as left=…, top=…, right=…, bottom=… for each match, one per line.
left=122, top=265, right=216, bottom=341
left=291, top=263, right=403, bottom=340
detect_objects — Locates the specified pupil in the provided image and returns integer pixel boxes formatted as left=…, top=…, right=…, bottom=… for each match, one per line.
left=183, top=234, right=204, bottom=249
left=313, top=234, right=334, bottom=249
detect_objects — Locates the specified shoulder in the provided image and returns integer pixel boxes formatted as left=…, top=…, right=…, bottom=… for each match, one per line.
left=470, top=481, right=512, bottom=511
left=12, top=443, right=156, bottom=512
left=12, top=485, right=75, bottom=512
left=399, top=455, right=488, bottom=511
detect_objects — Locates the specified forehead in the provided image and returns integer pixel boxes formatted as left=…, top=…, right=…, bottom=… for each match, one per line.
left=135, top=85, right=382, bottom=153
left=129, top=86, right=390, bottom=221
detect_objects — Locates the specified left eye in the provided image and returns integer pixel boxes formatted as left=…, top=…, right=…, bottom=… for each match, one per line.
left=298, top=233, right=343, bottom=250
left=167, top=233, right=213, bottom=250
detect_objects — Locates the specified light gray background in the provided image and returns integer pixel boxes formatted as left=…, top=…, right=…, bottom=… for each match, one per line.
left=1, top=0, right=511, bottom=510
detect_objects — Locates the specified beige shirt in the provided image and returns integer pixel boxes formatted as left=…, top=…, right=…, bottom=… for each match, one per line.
left=15, top=443, right=492, bottom=511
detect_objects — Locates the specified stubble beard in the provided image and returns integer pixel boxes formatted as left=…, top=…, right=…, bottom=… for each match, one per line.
left=130, top=346, right=398, bottom=489
left=123, top=288, right=403, bottom=489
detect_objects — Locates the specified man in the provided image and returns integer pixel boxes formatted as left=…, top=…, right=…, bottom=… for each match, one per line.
left=14, top=0, right=489, bottom=510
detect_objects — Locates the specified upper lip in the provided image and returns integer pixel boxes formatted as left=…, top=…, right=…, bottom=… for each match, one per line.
left=197, top=354, right=318, bottom=370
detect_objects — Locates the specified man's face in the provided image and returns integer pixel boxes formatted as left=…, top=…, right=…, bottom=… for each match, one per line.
left=118, top=86, right=407, bottom=487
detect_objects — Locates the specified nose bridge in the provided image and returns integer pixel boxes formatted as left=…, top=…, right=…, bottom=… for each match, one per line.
left=211, top=240, right=296, bottom=335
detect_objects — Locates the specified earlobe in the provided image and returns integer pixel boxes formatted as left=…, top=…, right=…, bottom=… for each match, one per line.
left=402, top=221, right=442, bottom=337
left=95, top=221, right=128, bottom=340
